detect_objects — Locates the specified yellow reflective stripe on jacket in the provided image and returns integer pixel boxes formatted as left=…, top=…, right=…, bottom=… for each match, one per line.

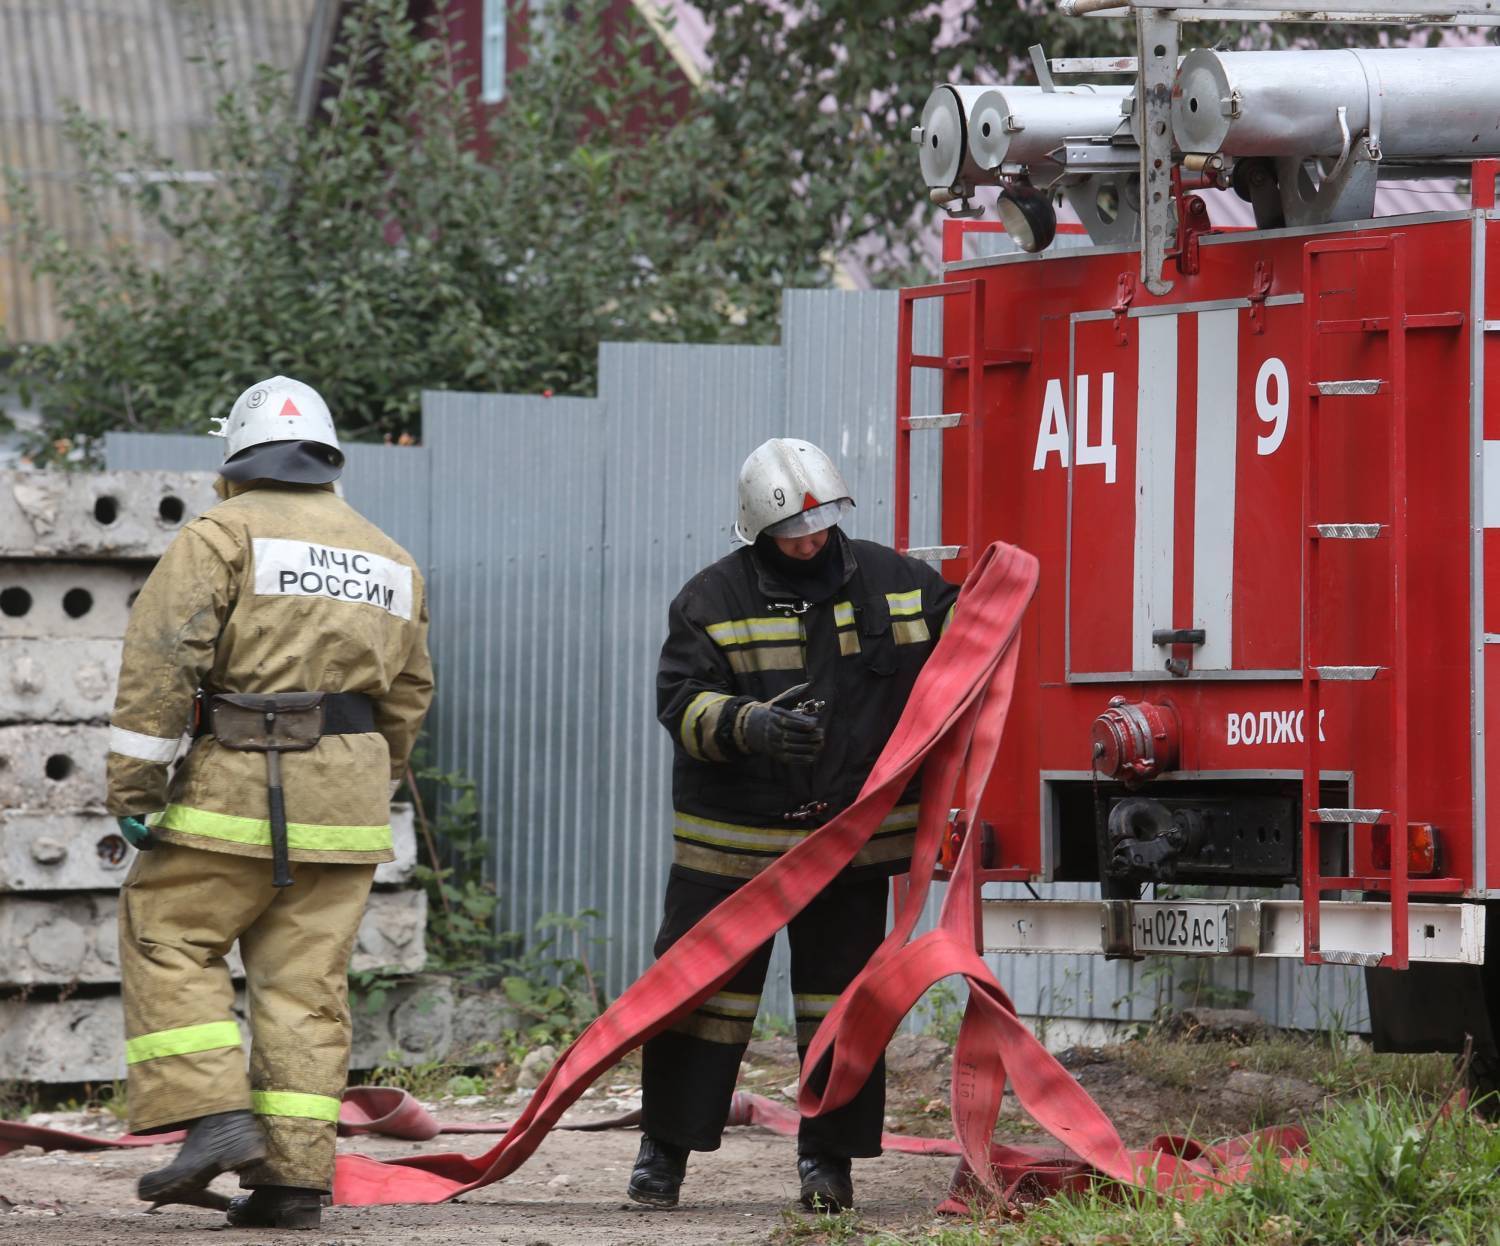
left=886, top=589, right=923, bottom=617
left=838, top=631, right=861, bottom=657
left=727, top=645, right=803, bottom=675
left=674, top=812, right=812, bottom=854
left=674, top=804, right=920, bottom=855
left=943, top=604, right=955, bottom=634
left=794, top=993, right=839, bottom=1018
left=251, top=1090, right=342, bottom=1122
left=706, top=616, right=803, bottom=647
left=833, top=601, right=855, bottom=628
left=155, top=805, right=392, bottom=853
left=878, top=804, right=920, bottom=832
left=681, top=691, right=731, bottom=761
left=125, top=1020, right=242, bottom=1065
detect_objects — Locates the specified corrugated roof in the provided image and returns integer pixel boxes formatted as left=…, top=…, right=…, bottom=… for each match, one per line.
left=0, top=0, right=317, bottom=344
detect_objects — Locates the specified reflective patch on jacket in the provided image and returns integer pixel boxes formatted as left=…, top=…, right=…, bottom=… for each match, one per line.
left=153, top=803, right=392, bottom=857
left=706, top=615, right=806, bottom=675
left=886, top=589, right=931, bottom=645
left=252, top=538, right=413, bottom=620
left=833, top=600, right=861, bottom=656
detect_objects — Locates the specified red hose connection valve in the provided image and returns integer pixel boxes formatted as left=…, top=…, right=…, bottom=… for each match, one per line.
left=1091, top=697, right=1180, bottom=786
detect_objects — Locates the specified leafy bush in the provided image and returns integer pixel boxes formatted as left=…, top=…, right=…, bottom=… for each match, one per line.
left=5, top=0, right=807, bottom=460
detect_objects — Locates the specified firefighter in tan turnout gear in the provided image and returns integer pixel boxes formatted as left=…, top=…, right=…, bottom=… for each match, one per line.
left=105, top=376, right=434, bottom=1230
left=629, top=439, right=958, bottom=1214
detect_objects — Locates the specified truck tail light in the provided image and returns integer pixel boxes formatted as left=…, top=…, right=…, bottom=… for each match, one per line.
left=1372, top=822, right=1437, bottom=876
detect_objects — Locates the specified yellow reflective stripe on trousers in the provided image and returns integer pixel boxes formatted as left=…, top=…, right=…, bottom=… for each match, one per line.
left=681, top=691, right=731, bottom=761
left=251, top=1090, right=342, bottom=1122
left=886, top=589, right=923, bottom=617
left=125, top=1020, right=242, bottom=1065
left=700, top=991, right=761, bottom=1018
left=706, top=616, right=803, bottom=647
left=156, top=804, right=392, bottom=853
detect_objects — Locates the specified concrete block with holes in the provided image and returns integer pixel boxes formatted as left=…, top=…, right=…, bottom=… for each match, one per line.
left=0, top=888, right=427, bottom=987
left=0, top=560, right=150, bottom=640
left=0, top=804, right=416, bottom=892
left=0, top=470, right=217, bottom=559
left=0, top=811, right=136, bottom=891
left=0, top=639, right=122, bottom=723
left=0, top=724, right=111, bottom=809
left=0, top=973, right=511, bottom=1080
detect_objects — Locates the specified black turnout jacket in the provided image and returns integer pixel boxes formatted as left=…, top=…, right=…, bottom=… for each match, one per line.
left=657, top=530, right=959, bottom=887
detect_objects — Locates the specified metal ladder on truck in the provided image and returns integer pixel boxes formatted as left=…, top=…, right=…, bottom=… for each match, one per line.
left=893, top=276, right=1033, bottom=564
left=894, top=279, right=984, bottom=569
left=893, top=273, right=1032, bottom=892
left=1300, top=233, right=1464, bottom=970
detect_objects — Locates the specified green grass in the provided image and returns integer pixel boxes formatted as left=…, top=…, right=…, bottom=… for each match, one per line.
left=792, top=1092, right=1500, bottom=1246
left=1119, top=1033, right=1456, bottom=1099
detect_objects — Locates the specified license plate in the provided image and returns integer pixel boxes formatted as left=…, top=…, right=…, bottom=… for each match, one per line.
left=1132, top=903, right=1233, bottom=955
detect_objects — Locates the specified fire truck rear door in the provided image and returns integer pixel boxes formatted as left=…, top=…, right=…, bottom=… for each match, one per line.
left=1064, top=298, right=1304, bottom=682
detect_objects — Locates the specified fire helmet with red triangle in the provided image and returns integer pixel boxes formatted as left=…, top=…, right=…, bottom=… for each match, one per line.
left=210, top=375, right=345, bottom=485
left=734, top=438, right=855, bottom=544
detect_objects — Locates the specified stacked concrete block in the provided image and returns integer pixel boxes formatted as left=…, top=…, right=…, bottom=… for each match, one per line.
left=0, top=970, right=516, bottom=1082
left=0, top=470, right=431, bottom=1083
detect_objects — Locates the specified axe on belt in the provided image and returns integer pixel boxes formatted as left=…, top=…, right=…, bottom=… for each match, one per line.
left=206, top=693, right=327, bottom=887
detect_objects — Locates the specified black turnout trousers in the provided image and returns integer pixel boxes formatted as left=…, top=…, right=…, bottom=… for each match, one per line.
left=640, top=868, right=889, bottom=1157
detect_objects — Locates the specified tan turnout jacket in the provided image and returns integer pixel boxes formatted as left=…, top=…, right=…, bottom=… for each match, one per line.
left=106, top=480, right=434, bottom=864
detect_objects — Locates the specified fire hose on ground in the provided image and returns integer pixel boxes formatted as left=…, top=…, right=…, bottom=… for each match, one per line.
left=0, top=543, right=1306, bottom=1214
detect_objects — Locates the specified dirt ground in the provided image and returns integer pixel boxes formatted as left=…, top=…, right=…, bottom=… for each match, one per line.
left=0, top=1032, right=1343, bottom=1246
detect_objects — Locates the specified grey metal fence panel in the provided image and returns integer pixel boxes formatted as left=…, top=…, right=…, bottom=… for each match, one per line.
left=103, top=433, right=432, bottom=568
left=780, top=289, right=943, bottom=551
left=594, top=341, right=787, bottom=992
left=420, top=393, right=606, bottom=964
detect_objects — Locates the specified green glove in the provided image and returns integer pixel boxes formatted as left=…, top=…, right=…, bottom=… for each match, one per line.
left=117, top=816, right=156, bottom=851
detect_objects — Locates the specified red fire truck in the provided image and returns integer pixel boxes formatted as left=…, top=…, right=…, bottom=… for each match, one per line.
left=904, top=0, right=1500, bottom=1070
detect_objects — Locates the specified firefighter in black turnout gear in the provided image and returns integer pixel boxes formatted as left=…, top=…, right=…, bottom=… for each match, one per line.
left=628, top=438, right=959, bottom=1214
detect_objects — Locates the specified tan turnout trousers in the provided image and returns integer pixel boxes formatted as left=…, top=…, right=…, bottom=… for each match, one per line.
left=120, top=842, right=374, bottom=1191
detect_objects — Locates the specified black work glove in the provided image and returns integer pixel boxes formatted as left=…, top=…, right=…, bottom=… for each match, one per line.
left=738, top=703, right=825, bottom=765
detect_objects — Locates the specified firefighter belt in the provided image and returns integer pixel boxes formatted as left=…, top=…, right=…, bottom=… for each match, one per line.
left=201, top=691, right=376, bottom=887
left=119, top=841, right=374, bottom=1192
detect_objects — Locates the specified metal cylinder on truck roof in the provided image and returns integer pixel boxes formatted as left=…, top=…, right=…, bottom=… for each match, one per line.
left=917, top=84, right=996, bottom=191
left=917, top=83, right=1132, bottom=191
left=967, top=83, right=1132, bottom=172
left=1173, top=47, right=1500, bottom=159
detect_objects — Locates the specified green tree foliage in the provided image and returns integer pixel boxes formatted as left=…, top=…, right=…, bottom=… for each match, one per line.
left=694, top=0, right=1444, bottom=291
left=5, top=0, right=796, bottom=454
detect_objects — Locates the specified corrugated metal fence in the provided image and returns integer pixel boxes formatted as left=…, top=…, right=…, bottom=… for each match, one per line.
left=106, top=287, right=1367, bottom=1034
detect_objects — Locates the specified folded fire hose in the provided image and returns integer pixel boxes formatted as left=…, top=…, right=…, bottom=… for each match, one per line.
left=0, top=543, right=1305, bottom=1212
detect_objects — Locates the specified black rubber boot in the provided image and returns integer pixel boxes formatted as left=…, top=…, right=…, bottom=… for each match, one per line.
left=797, top=1153, right=854, bottom=1213
left=225, top=1185, right=324, bottom=1230
left=137, top=1110, right=266, bottom=1207
left=626, top=1134, right=689, bottom=1208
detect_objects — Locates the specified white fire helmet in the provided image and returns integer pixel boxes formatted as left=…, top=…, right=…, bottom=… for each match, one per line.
left=210, top=376, right=344, bottom=484
left=735, top=438, right=855, bottom=544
